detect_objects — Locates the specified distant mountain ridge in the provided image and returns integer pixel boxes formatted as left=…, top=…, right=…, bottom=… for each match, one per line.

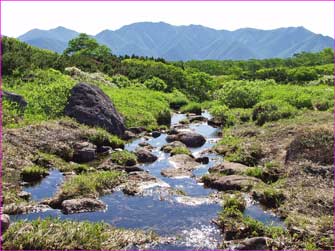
left=18, top=22, right=334, bottom=61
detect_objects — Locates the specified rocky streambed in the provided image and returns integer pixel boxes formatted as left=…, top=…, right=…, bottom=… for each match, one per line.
left=10, top=111, right=284, bottom=249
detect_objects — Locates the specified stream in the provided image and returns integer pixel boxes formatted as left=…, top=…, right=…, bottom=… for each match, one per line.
left=14, top=111, right=284, bottom=250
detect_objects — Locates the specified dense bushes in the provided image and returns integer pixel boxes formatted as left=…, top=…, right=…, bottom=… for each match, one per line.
left=209, top=105, right=235, bottom=127
left=252, top=100, right=296, bottom=126
left=180, top=102, right=202, bottom=115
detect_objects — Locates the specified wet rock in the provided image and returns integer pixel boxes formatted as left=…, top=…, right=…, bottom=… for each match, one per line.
left=64, top=83, right=126, bottom=137
left=72, top=142, right=97, bottom=163
left=123, top=171, right=169, bottom=195
left=189, top=115, right=207, bottom=123
left=167, top=128, right=179, bottom=135
left=175, top=196, right=215, bottom=206
left=2, top=91, right=27, bottom=109
left=152, top=131, right=161, bottom=138
left=138, top=142, right=154, bottom=151
left=61, top=198, right=106, bottom=214
left=135, top=148, right=158, bottom=163
left=195, top=157, right=209, bottom=164
left=161, top=141, right=187, bottom=153
left=161, top=154, right=200, bottom=177
left=207, top=117, right=223, bottom=127
left=166, top=132, right=206, bottom=147
left=18, top=191, right=31, bottom=201
left=97, top=159, right=143, bottom=173
left=3, top=203, right=51, bottom=215
left=1, top=214, right=10, bottom=232
left=233, top=237, right=275, bottom=250
left=203, top=175, right=260, bottom=191
left=209, top=161, right=248, bottom=175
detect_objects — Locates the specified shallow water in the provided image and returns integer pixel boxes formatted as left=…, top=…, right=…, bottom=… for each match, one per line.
left=18, top=112, right=284, bottom=249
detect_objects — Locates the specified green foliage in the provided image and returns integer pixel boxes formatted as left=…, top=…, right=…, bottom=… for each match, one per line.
left=101, top=86, right=171, bottom=128
left=144, top=77, right=167, bottom=91
left=231, top=108, right=252, bottom=123
left=165, top=89, right=190, bottom=109
left=214, top=80, right=264, bottom=108
left=3, top=69, right=75, bottom=126
left=2, top=36, right=59, bottom=76
left=61, top=171, right=124, bottom=199
left=87, top=128, right=125, bottom=149
left=64, top=33, right=111, bottom=61
left=180, top=102, right=202, bottom=115
left=2, top=218, right=156, bottom=250
left=111, top=74, right=135, bottom=88
left=21, top=165, right=48, bottom=182
left=170, top=147, right=191, bottom=156
left=245, top=167, right=263, bottom=179
left=209, top=105, right=235, bottom=127
left=252, top=100, right=296, bottom=126
left=110, top=151, right=137, bottom=166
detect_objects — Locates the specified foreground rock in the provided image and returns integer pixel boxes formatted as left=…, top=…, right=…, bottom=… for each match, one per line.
left=209, top=161, right=249, bottom=175
left=135, top=148, right=158, bottom=163
left=166, top=131, right=206, bottom=147
left=72, top=141, right=97, bottom=163
left=61, top=198, right=106, bottom=214
left=64, top=83, right=126, bottom=137
left=202, top=175, right=260, bottom=191
left=233, top=237, right=275, bottom=250
left=1, top=214, right=10, bottom=232
left=3, top=203, right=50, bottom=215
left=161, top=154, right=200, bottom=177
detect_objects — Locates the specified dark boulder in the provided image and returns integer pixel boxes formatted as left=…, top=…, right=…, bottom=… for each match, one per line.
left=64, top=83, right=126, bottom=137
left=2, top=91, right=27, bottom=109
left=234, top=237, right=275, bottom=250
left=135, top=148, right=158, bottom=163
left=202, top=175, right=260, bottom=191
left=195, top=156, right=209, bottom=164
left=166, top=131, right=206, bottom=147
left=151, top=131, right=161, bottom=138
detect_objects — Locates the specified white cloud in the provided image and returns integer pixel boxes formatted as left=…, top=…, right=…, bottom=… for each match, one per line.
left=2, top=1, right=334, bottom=38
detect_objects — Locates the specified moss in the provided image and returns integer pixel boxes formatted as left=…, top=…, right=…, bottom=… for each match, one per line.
left=252, top=182, right=285, bottom=208
left=2, top=218, right=157, bottom=250
left=87, top=128, right=125, bottom=149
left=170, top=146, right=191, bottom=156
left=244, top=167, right=263, bottom=179
left=110, top=151, right=137, bottom=166
left=21, top=165, right=48, bottom=182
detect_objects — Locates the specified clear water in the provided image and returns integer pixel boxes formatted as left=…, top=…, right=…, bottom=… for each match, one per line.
left=17, top=112, right=284, bottom=249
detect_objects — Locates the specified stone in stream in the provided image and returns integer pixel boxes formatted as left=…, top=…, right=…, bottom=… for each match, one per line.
left=202, top=175, right=260, bottom=191
left=97, top=158, right=143, bottom=173
left=188, top=115, right=208, bottom=123
left=209, top=161, right=249, bottom=175
left=207, top=117, right=223, bottom=127
left=166, top=131, right=206, bottom=147
left=1, top=214, right=10, bottom=232
left=135, top=148, right=158, bottom=163
left=72, top=141, right=97, bottom=163
left=64, top=83, right=126, bottom=137
left=195, top=157, right=209, bottom=164
left=18, top=191, right=31, bottom=201
left=61, top=198, right=106, bottom=214
left=161, top=141, right=187, bottom=153
left=233, top=237, right=276, bottom=250
left=151, top=131, right=161, bottom=138
left=161, top=154, right=200, bottom=178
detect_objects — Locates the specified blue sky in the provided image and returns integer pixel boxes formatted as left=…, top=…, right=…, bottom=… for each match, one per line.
left=2, top=1, right=334, bottom=38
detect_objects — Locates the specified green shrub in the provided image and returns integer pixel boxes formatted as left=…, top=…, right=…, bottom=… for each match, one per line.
left=170, top=146, right=191, bottom=156
left=231, top=108, right=252, bottom=123
left=165, top=89, right=190, bottom=109
left=110, top=151, right=137, bottom=166
left=214, top=80, right=264, bottom=108
left=209, top=105, right=235, bottom=127
left=21, top=165, right=48, bottom=182
left=245, top=167, right=263, bottom=179
left=180, top=102, right=202, bottom=115
left=101, top=86, right=171, bottom=129
left=252, top=100, right=296, bottom=126
left=144, top=77, right=167, bottom=91
left=87, top=128, right=124, bottom=149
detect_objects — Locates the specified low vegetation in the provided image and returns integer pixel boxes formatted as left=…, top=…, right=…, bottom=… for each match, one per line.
left=110, top=151, right=137, bottom=166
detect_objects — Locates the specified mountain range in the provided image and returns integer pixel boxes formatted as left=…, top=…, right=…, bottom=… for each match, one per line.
left=17, top=22, right=334, bottom=61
